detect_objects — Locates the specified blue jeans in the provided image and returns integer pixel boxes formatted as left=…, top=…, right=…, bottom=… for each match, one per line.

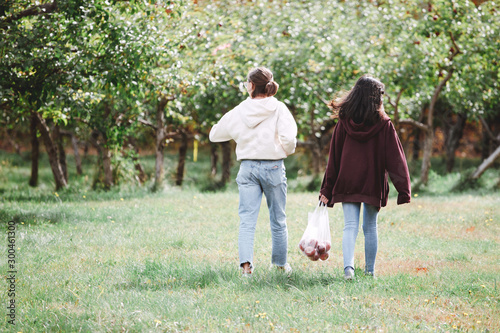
left=342, top=202, right=379, bottom=274
left=236, top=160, right=288, bottom=269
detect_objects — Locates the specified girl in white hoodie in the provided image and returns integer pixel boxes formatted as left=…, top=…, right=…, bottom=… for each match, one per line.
left=209, top=67, right=297, bottom=276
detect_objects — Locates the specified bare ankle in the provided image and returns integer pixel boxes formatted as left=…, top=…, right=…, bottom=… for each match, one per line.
left=241, top=262, right=252, bottom=273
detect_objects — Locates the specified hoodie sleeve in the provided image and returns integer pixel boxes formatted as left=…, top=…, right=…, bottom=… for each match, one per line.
left=276, top=104, right=297, bottom=155
left=209, top=110, right=234, bottom=142
left=385, top=121, right=411, bottom=204
left=320, top=121, right=345, bottom=205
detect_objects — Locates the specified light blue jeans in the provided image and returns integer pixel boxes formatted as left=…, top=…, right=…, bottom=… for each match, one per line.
left=236, top=160, right=288, bottom=269
left=342, top=202, right=379, bottom=274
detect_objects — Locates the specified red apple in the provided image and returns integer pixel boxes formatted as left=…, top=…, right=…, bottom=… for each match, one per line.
left=310, top=251, right=320, bottom=261
left=320, top=252, right=329, bottom=261
left=325, top=242, right=331, bottom=252
left=304, top=246, right=315, bottom=257
left=298, top=239, right=306, bottom=252
left=306, top=239, right=318, bottom=249
left=317, top=242, right=326, bottom=254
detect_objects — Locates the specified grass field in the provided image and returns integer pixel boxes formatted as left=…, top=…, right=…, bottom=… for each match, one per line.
left=0, top=151, right=499, bottom=332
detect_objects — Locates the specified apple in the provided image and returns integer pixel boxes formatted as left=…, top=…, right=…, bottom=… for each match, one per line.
left=308, top=249, right=319, bottom=261
left=298, top=239, right=306, bottom=252
left=317, top=242, right=326, bottom=254
left=325, top=242, right=331, bottom=252
left=306, top=239, right=318, bottom=249
left=320, top=252, right=329, bottom=261
left=304, top=246, right=315, bottom=257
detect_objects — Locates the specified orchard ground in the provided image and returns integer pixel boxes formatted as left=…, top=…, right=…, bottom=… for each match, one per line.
left=0, top=151, right=499, bottom=332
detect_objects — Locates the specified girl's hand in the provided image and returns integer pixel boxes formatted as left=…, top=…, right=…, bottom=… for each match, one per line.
left=319, top=194, right=329, bottom=205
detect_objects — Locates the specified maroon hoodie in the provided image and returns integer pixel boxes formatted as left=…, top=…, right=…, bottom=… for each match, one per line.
left=320, top=115, right=411, bottom=209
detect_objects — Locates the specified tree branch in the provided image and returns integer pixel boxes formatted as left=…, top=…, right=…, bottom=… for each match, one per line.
left=313, top=91, right=330, bottom=106
left=479, top=116, right=500, bottom=143
left=399, top=119, right=428, bottom=131
left=386, top=94, right=395, bottom=109
left=448, top=31, right=462, bottom=60
left=1, top=1, right=58, bottom=25
left=395, top=89, right=404, bottom=107
left=471, top=145, right=500, bottom=180
left=428, top=68, right=454, bottom=128
left=138, top=118, right=158, bottom=131
left=386, top=89, right=404, bottom=113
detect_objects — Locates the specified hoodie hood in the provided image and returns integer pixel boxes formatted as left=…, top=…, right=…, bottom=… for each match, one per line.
left=239, top=96, right=279, bottom=128
left=342, top=115, right=391, bottom=142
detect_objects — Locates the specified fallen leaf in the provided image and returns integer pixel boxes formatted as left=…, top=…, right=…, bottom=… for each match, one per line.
left=466, top=226, right=475, bottom=233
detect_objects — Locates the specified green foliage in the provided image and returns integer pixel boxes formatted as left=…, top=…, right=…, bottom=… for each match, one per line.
left=1, top=0, right=499, bottom=188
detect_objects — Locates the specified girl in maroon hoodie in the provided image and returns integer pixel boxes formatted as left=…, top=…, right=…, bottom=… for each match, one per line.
left=319, top=75, right=411, bottom=280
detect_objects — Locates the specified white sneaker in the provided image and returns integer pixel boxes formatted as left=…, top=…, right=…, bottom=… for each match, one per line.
left=344, top=267, right=355, bottom=280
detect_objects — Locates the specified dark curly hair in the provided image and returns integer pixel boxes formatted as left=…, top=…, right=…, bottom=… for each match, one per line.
left=329, top=75, right=386, bottom=126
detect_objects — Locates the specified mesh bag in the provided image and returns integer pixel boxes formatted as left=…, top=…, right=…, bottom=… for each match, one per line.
left=298, top=202, right=332, bottom=261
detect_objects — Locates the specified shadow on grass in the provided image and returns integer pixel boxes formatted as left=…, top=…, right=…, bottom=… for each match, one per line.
left=0, top=208, right=67, bottom=228
left=0, top=184, right=157, bottom=203
left=0, top=189, right=64, bottom=203
left=115, top=260, right=348, bottom=292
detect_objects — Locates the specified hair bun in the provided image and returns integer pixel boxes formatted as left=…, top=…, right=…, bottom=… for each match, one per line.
left=248, top=67, right=279, bottom=97
left=264, top=80, right=279, bottom=97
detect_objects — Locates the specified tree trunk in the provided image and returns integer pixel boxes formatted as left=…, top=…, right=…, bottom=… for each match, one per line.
left=70, top=133, right=83, bottom=176
left=444, top=113, right=467, bottom=173
left=481, top=128, right=491, bottom=161
left=420, top=127, right=434, bottom=185
left=60, top=130, right=83, bottom=175
left=154, top=139, right=165, bottom=190
left=391, top=89, right=404, bottom=138
left=134, top=162, right=146, bottom=184
left=412, top=128, right=421, bottom=161
left=34, top=113, right=67, bottom=190
left=29, top=113, right=39, bottom=187
left=153, top=97, right=168, bottom=191
left=311, top=140, right=322, bottom=176
left=470, top=145, right=500, bottom=180
left=479, top=115, right=500, bottom=161
left=53, top=125, right=68, bottom=182
left=127, top=138, right=146, bottom=184
left=175, top=131, right=189, bottom=186
left=409, top=106, right=426, bottom=161
left=420, top=69, right=454, bottom=185
left=102, top=145, right=113, bottom=188
left=83, top=141, right=89, bottom=160
left=221, top=141, right=232, bottom=185
left=210, top=143, right=218, bottom=177
left=90, top=130, right=113, bottom=190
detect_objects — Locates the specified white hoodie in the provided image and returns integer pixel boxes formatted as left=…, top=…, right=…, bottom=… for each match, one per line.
left=209, top=97, right=297, bottom=161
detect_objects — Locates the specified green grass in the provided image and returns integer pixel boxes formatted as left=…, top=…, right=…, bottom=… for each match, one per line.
left=0, top=150, right=499, bottom=331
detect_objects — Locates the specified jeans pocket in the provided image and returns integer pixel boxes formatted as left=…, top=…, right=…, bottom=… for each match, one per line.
left=236, top=165, right=250, bottom=185
left=266, top=165, right=286, bottom=187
